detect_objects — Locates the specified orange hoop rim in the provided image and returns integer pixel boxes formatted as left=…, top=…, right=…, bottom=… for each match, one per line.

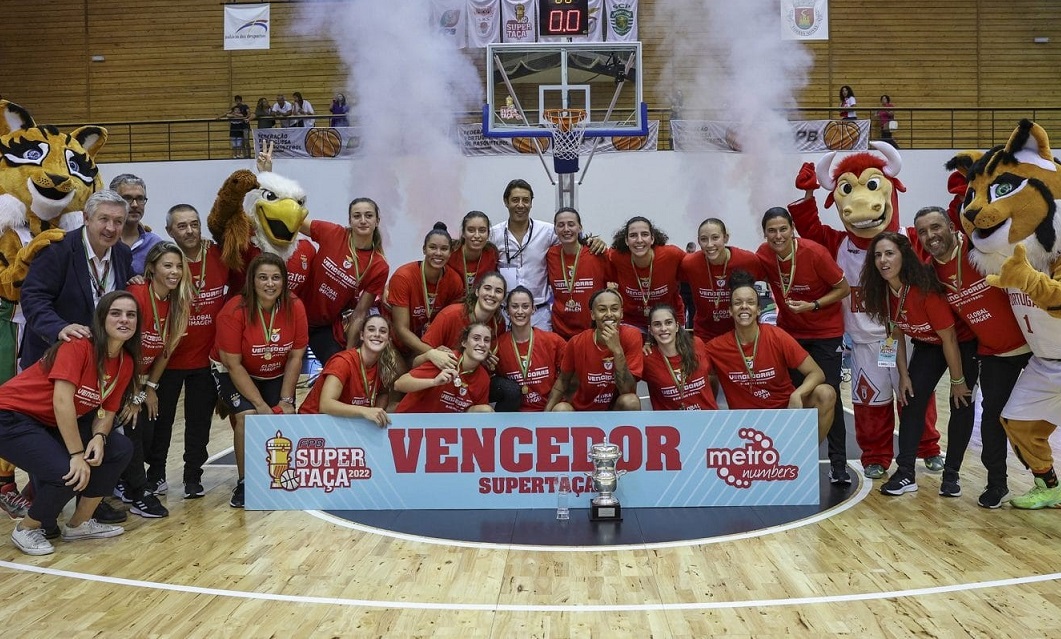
left=543, top=108, right=587, bottom=133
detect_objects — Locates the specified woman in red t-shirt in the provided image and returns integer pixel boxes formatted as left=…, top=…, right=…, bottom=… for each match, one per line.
left=419, top=271, right=508, bottom=366
left=0, top=291, right=140, bottom=555
left=547, top=288, right=644, bottom=412
left=394, top=322, right=494, bottom=413
left=862, top=232, right=977, bottom=498
left=643, top=305, right=717, bottom=411
left=299, top=197, right=389, bottom=364
left=707, top=271, right=835, bottom=439
left=606, top=216, right=687, bottom=333
left=495, top=286, right=566, bottom=412
left=680, top=218, right=764, bottom=341
left=447, top=211, right=500, bottom=296
left=547, top=207, right=613, bottom=340
left=385, top=223, right=464, bottom=367
left=298, top=316, right=401, bottom=427
left=211, top=253, right=309, bottom=508
left=117, top=242, right=192, bottom=518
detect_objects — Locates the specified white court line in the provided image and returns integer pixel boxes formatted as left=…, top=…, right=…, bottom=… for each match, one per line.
left=1, top=558, right=1058, bottom=612
left=308, top=462, right=872, bottom=552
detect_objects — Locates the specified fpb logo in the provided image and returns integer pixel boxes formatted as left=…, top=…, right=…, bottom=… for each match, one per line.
left=266, top=431, right=373, bottom=493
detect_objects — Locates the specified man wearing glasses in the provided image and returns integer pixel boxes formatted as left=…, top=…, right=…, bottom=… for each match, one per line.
left=110, top=174, right=162, bottom=275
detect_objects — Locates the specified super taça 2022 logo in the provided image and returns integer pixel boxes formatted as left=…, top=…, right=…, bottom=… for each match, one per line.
left=266, top=431, right=372, bottom=492
left=704, top=428, right=798, bottom=488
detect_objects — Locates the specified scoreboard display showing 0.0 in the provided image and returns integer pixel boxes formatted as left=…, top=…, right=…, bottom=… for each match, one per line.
left=539, top=0, right=590, bottom=36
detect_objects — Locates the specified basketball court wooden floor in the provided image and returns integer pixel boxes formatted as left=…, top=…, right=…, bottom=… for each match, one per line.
left=2, top=381, right=1061, bottom=637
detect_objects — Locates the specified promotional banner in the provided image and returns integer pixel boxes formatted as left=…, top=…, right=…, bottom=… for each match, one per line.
left=781, top=0, right=829, bottom=41
left=224, top=4, right=270, bottom=50
left=459, top=121, right=658, bottom=156
left=432, top=0, right=468, bottom=48
left=246, top=409, right=820, bottom=510
left=467, top=0, right=502, bottom=48
left=254, top=127, right=361, bottom=158
left=501, top=0, right=538, bottom=43
left=604, top=0, right=638, bottom=42
left=671, top=118, right=868, bottom=153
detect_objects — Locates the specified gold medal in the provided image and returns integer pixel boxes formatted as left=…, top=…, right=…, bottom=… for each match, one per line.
left=521, top=385, right=529, bottom=395
left=264, top=352, right=273, bottom=361
left=97, top=408, right=105, bottom=419
left=643, top=307, right=650, bottom=317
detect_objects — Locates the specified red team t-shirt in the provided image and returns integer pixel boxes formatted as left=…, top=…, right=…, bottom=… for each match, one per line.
left=229, top=239, right=317, bottom=300
left=385, top=261, right=466, bottom=349
left=298, top=348, right=380, bottom=414
left=756, top=238, right=845, bottom=340
left=447, top=245, right=500, bottom=293
left=546, top=245, right=614, bottom=340
left=641, top=337, right=718, bottom=410
left=168, top=243, right=230, bottom=370
left=609, top=245, right=687, bottom=331
left=707, top=324, right=810, bottom=410
left=394, top=361, right=490, bottom=413
left=560, top=325, right=644, bottom=411
left=0, top=338, right=135, bottom=425
left=422, top=303, right=505, bottom=352
left=212, top=296, right=309, bottom=379
left=680, top=247, right=765, bottom=341
left=888, top=285, right=973, bottom=345
left=495, top=328, right=566, bottom=411
left=304, top=220, right=389, bottom=327
left=931, top=238, right=1026, bottom=355
left=128, top=282, right=171, bottom=369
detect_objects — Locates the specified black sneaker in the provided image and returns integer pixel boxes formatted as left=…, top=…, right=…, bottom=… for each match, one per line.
left=150, top=478, right=169, bottom=495
left=131, top=492, right=169, bottom=518
left=112, top=481, right=134, bottom=504
left=184, top=482, right=205, bottom=500
left=978, top=485, right=1010, bottom=509
left=229, top=479, right=245, bottom=509
left=93, top=499, right=128, bottom=523
left=939, top=470, right=961, bottom=498
left=881, top=471, right=918, bottom=496
left=829, top=462, right=852, bottom=485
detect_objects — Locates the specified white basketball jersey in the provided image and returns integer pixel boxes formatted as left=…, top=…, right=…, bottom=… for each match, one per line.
left=1005, top=287, right=1061, bottom=359
left=835, top=236, right=886, bottom=343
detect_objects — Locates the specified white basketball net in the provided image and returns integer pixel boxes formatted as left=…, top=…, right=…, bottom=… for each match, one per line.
left=544, top=109, right=588, bottom=160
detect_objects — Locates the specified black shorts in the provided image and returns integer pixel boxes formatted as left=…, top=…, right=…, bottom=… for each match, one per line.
left=212, top=370, right=283, bottom=414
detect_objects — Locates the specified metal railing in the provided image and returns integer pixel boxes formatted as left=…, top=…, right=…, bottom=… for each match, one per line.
left=58, top=107, right=1061, bottom=163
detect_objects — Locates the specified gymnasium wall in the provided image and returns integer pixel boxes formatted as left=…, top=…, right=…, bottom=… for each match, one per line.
left=2, top=0, right=1058, bottom=128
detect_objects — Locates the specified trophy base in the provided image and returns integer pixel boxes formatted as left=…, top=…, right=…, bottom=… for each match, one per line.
left=590, top=502, right=622, bottom=522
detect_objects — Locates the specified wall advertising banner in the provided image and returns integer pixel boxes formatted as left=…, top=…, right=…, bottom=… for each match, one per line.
left=253, top=127, right=361, bottom=158
left=246, top=409, right=820, bottom=510
left=224, top=4, right=270, bottom=50
left=458, top=121, right=658, bottom=156
left=671, top=119, right=868, bottom=153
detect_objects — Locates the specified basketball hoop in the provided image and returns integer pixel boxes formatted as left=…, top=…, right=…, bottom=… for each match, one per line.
left=544, top=108, right=588, bottom=174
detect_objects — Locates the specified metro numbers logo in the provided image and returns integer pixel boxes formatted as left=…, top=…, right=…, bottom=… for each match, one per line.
left=704, top=428, right=799, bottom=489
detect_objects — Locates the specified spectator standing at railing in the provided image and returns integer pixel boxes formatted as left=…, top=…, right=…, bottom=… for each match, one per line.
left=255, top=97, right=274, bottom=130
left=291, top=92, right=315, bottom=128
left=224, top=95, right=251, bottom=159
left=877, top=95, right=898, bottom=148
left=271, top=94, right=293, bottom=128
left=330, top=93, right=350, bottom=127
left=838, top=85, right=857, bottom=120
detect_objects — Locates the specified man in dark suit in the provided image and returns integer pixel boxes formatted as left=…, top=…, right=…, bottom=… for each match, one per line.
left=20, top=190, right=134, bottom=370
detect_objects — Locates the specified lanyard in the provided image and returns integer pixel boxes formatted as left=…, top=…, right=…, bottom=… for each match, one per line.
left=888, top=285, right=910, bottom=334
left=705, top=248, right=730, bottom=308
left=631, top=253, right=655, bottom=314
left=503, top=221, right=533, bottom=266
left=776, top=239, right=797, bottom=298
left=348, top=243, right=375, bottom=284
left=356, top=347, right=378, bottom=406
left=257, top=304, right=278, bottom=347
left=420, top=261, right=440, bottom=320
left=97, top=350, right=124, bottom=418
left=735, top=328, right=760, bottom=386
left=940, top=236, right=964, bottom=293
left=148, top=286, right=169, bottom=347
left=560, top=246, right=582, bottom=302
left=87, top=254, right=110, bottom=299
left=189, top=241, right=208, bottom=297
left=453, top=354, right=468, bottom=390
left=511, top=330, right=534, bottom=392
left=664, top=353, right=687, bottom=407
left=462, top=247, right=481, bottom=293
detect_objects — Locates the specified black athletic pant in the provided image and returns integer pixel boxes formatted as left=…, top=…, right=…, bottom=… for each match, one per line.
left=155, top=367, right=218, bottom=486
left=794, top=336, right=846, bottom=465
left=978, top=352, right=1031, bottom=489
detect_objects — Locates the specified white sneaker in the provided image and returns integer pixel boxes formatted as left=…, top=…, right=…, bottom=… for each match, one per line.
left=12, top=524, right=55, bottom=555
left=61, top=518, right=125, bottom=541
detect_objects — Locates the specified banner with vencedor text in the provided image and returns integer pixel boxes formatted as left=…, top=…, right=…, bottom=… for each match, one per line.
left=224, top=4, right=270, bottom=50
left=246, top=410, right=820, bottom=510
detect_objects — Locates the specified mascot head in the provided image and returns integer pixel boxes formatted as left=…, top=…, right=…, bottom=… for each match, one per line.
left=947, top=119, right=1061, bottom=274
left=0, top=100, right=107, bottom=233
left=816, top=141, right=906, bottom=243
left=244, top=171, right=308, bottom=260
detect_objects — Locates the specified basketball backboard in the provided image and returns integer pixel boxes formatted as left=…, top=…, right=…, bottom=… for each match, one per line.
left=483, top=42, right=646, bottom=139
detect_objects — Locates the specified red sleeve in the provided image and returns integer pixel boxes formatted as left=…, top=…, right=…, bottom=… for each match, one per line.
left=361, top=254, right=389, bottom=299
left=922, top=291, right=958, bottom=333
left=214, top=299, right=246, bottom=355
left=387, top=264, right=415, bottom=308
left=788, top=197, right=844, bottom=255
left=775, top=327, right=812, bottom=370
left=560, top=335, right=578, bottom=374
left=48, top=339, right=90, bottom=388
left=309, top=219, right=342, bottom=242
left=291, top=298, right=309, bottom=349
left=808, top=240, right=845, bottom=285
left=620, top=326, right=644, bottom=379
left=421, top=304, right=463, bottom=349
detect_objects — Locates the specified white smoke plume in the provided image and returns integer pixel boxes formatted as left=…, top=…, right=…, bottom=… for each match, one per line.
left=660, top=0, right=812, bottom=247
left=299, top=2, right=483, bottom=250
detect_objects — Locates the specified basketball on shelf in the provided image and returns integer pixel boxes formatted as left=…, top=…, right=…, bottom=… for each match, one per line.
left=724, top=128, right=743, bottom=152
left=611, top=136, right=645, bottom=151
left=512, top=137, right=550, bottom=154
left=823, top=120, right=860, bottom=151
left=305, top=128, right=343, bottom=158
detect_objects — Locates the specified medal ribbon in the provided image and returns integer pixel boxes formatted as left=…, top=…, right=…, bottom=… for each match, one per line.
left=420, top=261, right=439, bottom=321
left=705, top=248, right=730, bottom=308
left=357, top=347, right=378, bottom=406
left=735, top=328, right=760, bottom=387
left=560, top=247, right=582, bottom=305
left=942, top=236, right=964, bottom=293
left=631, top=253, right=655, bottom=312
left=99, top=350, right=124, bottom=406
left=257, top=304, right=278, bottom=355
left=462, top=247, right=482, bottom=293
left=511, top=331, right=534, bottom=389
left=348, top=233, right=375, bottom=284
left=888, top=285, right=910, bottom=334
left=453, top=354, right=467, bottom=389
left=664, top=353, right=687, bottom=407
left=190, top=241, right=208, bottom=298
left=149, top=286, right=169, bottom=347
left=776, top=239, right=797, bottom=298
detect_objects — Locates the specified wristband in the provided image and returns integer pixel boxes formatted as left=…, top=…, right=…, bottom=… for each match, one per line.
left=69, top=449, right=85, bottom=458
left=812, top=300, right=821, bottom=311
left=271, top=405, right=284, bottom=415
left=93, top=432, right=108, bottom=446
left=132, top=391, right=147, bottom=405
left=144, top=380, right=160, bottom=390
left=950, top=376, right=965, bottom=385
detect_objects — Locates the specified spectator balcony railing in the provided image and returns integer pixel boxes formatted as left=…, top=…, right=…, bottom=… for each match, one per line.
left=62, top=107, right=1061, bottom=163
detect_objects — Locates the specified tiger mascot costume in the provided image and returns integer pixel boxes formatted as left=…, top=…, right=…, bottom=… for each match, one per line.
left=0, top=99, right=107, bottom=513
left=948, top=119, right=1061, bottom=509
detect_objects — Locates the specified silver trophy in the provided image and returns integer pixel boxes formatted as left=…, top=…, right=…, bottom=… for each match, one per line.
left=586, top=442, right=627, bottom=521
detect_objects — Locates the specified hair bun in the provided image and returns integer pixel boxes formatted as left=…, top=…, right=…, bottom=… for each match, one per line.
left=433, top=221, right=448, bottom=232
